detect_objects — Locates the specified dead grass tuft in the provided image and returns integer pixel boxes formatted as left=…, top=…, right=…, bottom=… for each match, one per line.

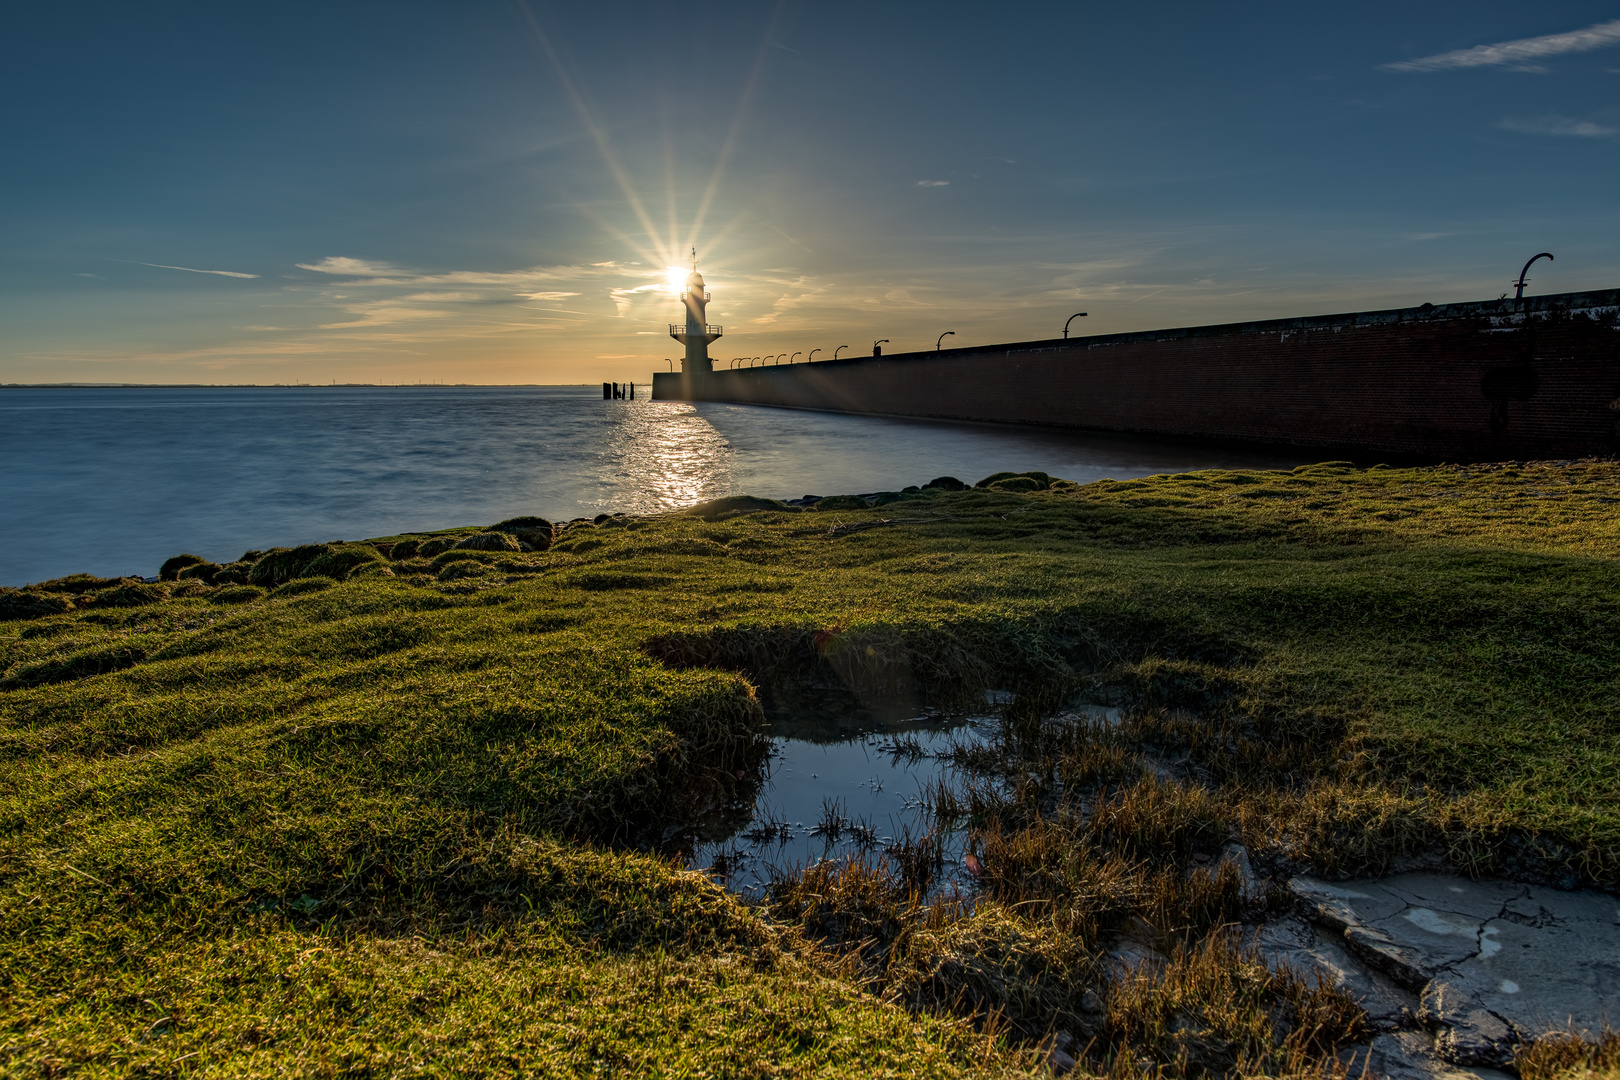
left=1519, top=1029, right=1620, bottom=1080
left=1097, top=931, right=1365, bottom=1079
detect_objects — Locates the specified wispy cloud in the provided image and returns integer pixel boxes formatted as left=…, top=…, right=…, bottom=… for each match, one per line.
left=296, top=256, right=412, bottom=277
left=142, top=262, right=259, bottom=279
left=1383, top=18, right=1620, bottom=73
left=1499, top=114, right=1617, bottom=137
left=319, top=301, right=453, bottom=330
left=522, top=291, right=582, bottom=300
left=915, top=180, right=950, bottom=187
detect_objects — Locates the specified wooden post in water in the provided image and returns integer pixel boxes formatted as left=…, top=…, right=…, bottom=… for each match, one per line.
left=602, top=382, right=611, bottom=400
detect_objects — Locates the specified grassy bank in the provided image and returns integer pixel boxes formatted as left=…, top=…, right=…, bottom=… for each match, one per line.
left=2, top=460, right=1616, bottom=1076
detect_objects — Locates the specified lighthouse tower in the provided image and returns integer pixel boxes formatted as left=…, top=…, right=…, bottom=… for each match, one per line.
left=669, top=251, right=721, bottom=376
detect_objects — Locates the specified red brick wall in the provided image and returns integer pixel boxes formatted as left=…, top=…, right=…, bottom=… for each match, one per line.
left=652, top=291, right=1620, bottom=460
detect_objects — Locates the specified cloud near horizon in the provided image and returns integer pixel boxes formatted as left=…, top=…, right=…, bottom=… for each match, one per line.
left=1383, top=18, right=1620, bottom=73
left=1498, top=114, right=1617, bottom=138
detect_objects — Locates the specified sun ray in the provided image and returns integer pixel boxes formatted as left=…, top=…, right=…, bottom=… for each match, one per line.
left=516, top=1, right=672, bottom=266
left=683, top=0, right=787, bottom=255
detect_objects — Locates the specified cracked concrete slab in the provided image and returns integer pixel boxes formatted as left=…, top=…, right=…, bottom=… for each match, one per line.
left=1289, top=874, right=1620, bottom=1069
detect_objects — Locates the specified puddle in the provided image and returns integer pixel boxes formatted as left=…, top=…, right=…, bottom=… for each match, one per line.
left=684, top=689, right=996, bottom=898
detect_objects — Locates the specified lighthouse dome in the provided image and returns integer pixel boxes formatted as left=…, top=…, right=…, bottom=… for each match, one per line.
left=685, top=268, right=706, bottom=291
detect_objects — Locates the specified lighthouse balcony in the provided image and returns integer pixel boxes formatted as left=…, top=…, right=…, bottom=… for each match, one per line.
left=669, top=323, right=723, bottom=337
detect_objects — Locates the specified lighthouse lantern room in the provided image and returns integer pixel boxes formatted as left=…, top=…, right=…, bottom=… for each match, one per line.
left=669, top=250, right=721, bottom=375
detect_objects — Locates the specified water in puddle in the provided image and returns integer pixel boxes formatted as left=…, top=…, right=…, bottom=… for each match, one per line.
left=686, top=690, right=997, bottom=898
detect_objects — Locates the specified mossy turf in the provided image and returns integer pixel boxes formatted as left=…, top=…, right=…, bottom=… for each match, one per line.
left=2, top=459, right=1617, bottom=1076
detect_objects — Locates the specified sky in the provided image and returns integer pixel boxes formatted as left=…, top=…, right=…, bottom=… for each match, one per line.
left=3, top=2, right=1619, bottom=385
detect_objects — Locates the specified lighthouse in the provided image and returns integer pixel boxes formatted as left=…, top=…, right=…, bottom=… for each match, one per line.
left=669, top=251, right=721, bottom=376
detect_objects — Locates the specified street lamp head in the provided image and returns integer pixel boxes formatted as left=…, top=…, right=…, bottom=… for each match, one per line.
left=1514, top=253, right=1554, bottom=302
left=1063, top=312, right=1090, bottom=338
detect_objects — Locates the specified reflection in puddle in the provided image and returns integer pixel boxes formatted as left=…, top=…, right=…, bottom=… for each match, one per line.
left=686, top=693, right=995, bottom=898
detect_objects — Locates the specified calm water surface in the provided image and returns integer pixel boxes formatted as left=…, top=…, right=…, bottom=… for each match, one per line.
left=1, top=386, right=1311, bottom=584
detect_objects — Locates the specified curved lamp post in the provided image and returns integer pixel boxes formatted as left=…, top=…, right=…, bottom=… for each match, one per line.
left=834, top=345, right=848, bottom=360
left=808, top=348, right=821, bottom=362
left=873, top=339, right=890, bottom=356
left=1514, top=253, right=1554, bottom=302
left=663, top=358, right=674, bottom=371
left=936, top=331, right=955, bottom=351
left=1063, top=312, right=1089, bottom=338
left=791, top=352, right=802, bottom=364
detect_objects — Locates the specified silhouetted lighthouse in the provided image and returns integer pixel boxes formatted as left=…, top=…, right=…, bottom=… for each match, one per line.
left=669, top=250, right=721, bottom=375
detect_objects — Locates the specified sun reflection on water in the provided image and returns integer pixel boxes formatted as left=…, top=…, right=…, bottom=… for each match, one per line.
left=593, top=399, right=734, bottom=516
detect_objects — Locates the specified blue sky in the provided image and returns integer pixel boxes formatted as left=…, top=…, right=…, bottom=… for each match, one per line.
left=3, top=2, right=1618, bottom=384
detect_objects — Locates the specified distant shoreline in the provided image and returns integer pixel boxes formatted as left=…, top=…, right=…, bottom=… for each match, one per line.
left=0, top=382, right=597, bottom=389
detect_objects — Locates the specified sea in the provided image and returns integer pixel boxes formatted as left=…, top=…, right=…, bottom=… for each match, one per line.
left=1, top=385, right=1312, bottom=586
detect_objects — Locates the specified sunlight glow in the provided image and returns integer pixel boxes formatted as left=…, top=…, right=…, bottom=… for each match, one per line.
left=664, top=265, right=689, bottom=295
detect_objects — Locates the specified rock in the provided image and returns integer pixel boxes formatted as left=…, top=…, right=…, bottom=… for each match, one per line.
left=1290, top=876, right=1408, bottom=933
left=1423, top=982, right=1517, bottom=1068
left=1254, top=916, right=1414, bottom=1027
left=1218, top=842, right=1265, bottom=904
left=1431, top=886, right=1620, bottom=1041
left=1290, top=873, right=1620, bottom=1069
left=1109, top=918, right=1166, bottom=969
left=1079, top=989, right=1104, bottom=1014
left=1341, top=1031, right=1515, bottom=1080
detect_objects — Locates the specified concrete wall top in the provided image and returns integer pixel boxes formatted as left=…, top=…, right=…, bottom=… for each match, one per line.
left=790, top=289, right=1620, bottom=370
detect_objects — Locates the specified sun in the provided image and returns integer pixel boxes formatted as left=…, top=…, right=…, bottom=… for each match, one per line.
left=664, top=265, right=688, bottom=295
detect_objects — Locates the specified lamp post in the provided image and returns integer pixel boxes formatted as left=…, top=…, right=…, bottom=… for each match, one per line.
left=834, top=345, right=848, bottom=360
left=663, top=358, right=674, bottom=371
left=1514, top=253, right=1554, bottom=303
left=873, top=339, right=889, bottom=356
left=1063, top=313, right=1089, bottom=338
left=808, top=349, right=821, bottom=362
left=791, top=352, right=802, bottom=364
left=936, top=331, right=955, bottom=351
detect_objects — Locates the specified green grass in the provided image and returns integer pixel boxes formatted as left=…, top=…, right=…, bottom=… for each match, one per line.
left=2, top=459, right=1617, bottom=1076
